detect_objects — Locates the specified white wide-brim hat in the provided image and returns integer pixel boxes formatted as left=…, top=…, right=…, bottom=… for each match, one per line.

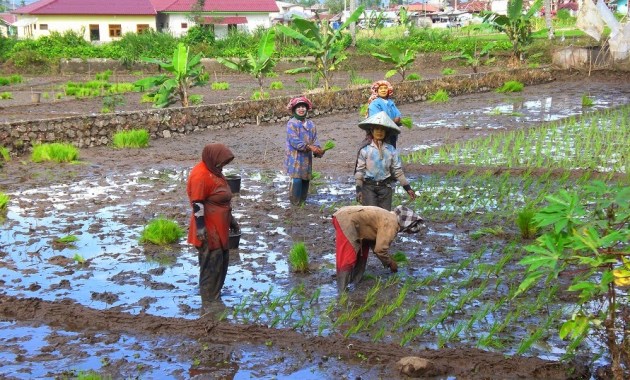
left=358, top=111, right=401, bottom=135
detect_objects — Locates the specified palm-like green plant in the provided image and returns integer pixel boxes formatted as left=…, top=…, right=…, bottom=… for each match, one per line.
left=442, top=42, right=496, bottom=73
left=276, top=6, right=364, bottom=91
left=217, top=29, right=277, bottom=96
left=134, top=43, right=208, bottom=108
left=371, top=45, right=416, bottom=81
left=483, top=0, right=543, bottom=62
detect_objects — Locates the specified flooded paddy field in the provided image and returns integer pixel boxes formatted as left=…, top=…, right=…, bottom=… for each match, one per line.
left=0, top=70, right=628, bottom=379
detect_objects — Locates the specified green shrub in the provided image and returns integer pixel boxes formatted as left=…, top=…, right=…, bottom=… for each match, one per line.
left=251, top=91, right=270, bottom=100
left=211, top=82, right=230, bottom=90
left=0, top=146, right=10, bottom=162
left=0, top=92, right=12, bottom=99
left=441, top=67, right=456, bottom=75
left=139, top=217, right=184, bottom=245
left=112, top=129, right=149, bottom=148
left=189, top=94, right=203, bottom=105
left=31, top=143, right=79, bottom=163
left=0, top=77, right=9, bottom=86
left=496, top=80, right=524, bottom=93
left=407, top=73, right=421, bottom=80
left=289, top=242, right=309, bottom=272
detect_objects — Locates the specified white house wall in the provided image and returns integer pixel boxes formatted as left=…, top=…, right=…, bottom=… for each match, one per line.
left=163, top=13, right=271, bottom=39
left=15, top=15, right=156, bottom=42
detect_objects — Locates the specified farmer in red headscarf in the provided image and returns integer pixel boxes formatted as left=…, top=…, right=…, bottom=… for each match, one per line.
left=284, top=96, right=325, bottom=205
left=187, top=143, right=239, bottom=305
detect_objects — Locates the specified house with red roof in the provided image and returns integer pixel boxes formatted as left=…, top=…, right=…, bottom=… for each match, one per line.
left=11, top=0, right=279, bottom=41
left=0, top=12, right=17, bottom=37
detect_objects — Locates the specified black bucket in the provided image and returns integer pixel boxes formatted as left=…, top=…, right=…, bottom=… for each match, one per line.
left=229, top=232, right=241, bottom=250
left=226, top=175, right=241, bottom=194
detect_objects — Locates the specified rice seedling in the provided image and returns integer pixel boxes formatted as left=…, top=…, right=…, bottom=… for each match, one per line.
left=0, top=92, right=12, bottom=99
left=265, top=72, right=279, bottom=78
left=0, top=146, right=10, bottom=162
left=112, top=129, right=150, bottom=148
left=441, top=68, right=456, bottom=75
left=211, top=81, right=230, bottom=90
left=56, top=235, right=78, bottom=244
left=250, top=91, right=270, bottom=100
left=581, top=94, right=594, bottom=107
left=73, top=253, right=86, bottom=264
left=429, top=89, right=449, bottom=103
left=42, top=92, right=50, bottom=99
left=288, top=242, right=309, bottom=272
left=516, top=206, right=538, bottom=239
left=406, top=73, right=421, bottom=80
left=349, top=70, right=371, bottom=85
left=359, top=103, right=368, bottom=117
left=31, top=143, right=79, bottom=163
left=139, top=217, right=184, bottom=245
left=496, top=80, right=524, bottom=93
left=400, top=116, right=413, bottom=129
left=0, top=192, right=9, bottom=210
left=322, top=140, right=336, bottom=151
left=391, top=251, right=409, bottom=264
left=269, top=81, right=284, bottom=90
left=55, top=92, right=63, bottom=100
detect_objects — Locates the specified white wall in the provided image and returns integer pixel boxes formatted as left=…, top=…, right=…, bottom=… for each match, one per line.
left=164, top=13, right=272, bottom=39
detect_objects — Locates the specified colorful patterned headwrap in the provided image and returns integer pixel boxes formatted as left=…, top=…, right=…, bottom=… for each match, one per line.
left=286, top=96, right=313, bottom=112
left=368, top=80, right=394, bottom=104
left=394, top=205, right=425, bottom=233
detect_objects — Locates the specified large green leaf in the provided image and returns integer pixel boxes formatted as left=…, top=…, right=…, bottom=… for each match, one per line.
left=257, top=28, right=276, bottom=60
left=276, top=24, right=319, bottom=51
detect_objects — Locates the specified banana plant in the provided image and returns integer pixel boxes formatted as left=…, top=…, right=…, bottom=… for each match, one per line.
left=134, top=43, right=208, bottom=108
left=442, top=42, right=496, bottom=73
left=276, top=5, right=364, bottom=91
left=371, top=45, right=416, bottom=81
left=483, top=0, right=543, bottom=63
left=216, top=28, right=277, bottom=97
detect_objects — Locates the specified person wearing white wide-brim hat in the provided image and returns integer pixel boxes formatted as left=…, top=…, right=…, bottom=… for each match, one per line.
left=354, top=111, right=416, bottom=211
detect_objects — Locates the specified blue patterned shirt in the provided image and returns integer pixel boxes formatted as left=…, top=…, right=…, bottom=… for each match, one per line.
left=355, top=141, right=409, bottom=187
left=368, top=97, right=401, bottom=121
left=284, top=117, right=320, bottom=180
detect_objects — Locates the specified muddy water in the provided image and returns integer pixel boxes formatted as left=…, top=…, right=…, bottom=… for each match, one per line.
left=1, top=73, right=629, bottom=378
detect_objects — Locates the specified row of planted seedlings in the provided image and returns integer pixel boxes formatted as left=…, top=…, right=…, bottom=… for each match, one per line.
left=220, top=107, right=629, bottom=373
left=403, top=105, right=630, bottom=174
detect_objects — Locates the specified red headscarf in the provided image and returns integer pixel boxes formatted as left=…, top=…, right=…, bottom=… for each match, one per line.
left=368, top=80, right=394, bottom=104
left=286, top=96, right=313, bottom=112
left=201, top=143, right=234, bottom=178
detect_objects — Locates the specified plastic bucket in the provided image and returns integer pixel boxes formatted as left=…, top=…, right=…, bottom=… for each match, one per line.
left=226, top=175, right=241, bottom=194
left=229, top=232, right=241, bottom=250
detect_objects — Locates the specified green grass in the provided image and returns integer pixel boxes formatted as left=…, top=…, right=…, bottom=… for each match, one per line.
left=139, top=217, right=184, bottom=245
left=0, top=92, right=12, bottom=99
left=0, top=192, right=9, bottom=210
left=516, top=206, right=538, bottom=239
left=189, top=94, right=203, bottom=105
left=31, top=143, right=79, bottom=163
left=251, top=91, right=270, bottom=100
left=496, top=80, right=524, bottom=93
left=582, top=94, right=594, bottom=107
left=429, top=89, right=450, bottom=103
left=0, top=147, right=9, bottom=162
left=211, top=82, right=230, bottom=90
left=269, top=81, right=284, bottom=90
left=112, top=129, right=149, bottom=148
left=289, top=242, right=309, bottom=272
left=407, top=73, right=421, bottom=80
left=441, top=68, right=456, bottom=76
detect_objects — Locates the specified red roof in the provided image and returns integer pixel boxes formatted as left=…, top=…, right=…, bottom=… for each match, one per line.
left=13, top=0, right=157, bottom=15
left=159, top=0, right=278, bottom=13
left=0, top=12, right=18, bottom=24
left=203, top=16, right=248, bottom=25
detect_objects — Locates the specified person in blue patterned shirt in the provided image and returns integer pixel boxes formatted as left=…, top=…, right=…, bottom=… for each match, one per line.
left=355, top=111, right=416, bottom=211
left=367, top=80, right=403, bottom=148
left=284, top=96, right=324, bottom=205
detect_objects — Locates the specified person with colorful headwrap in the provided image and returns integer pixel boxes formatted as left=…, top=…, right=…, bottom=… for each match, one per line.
left=355, top=111, right=416, bottom=211
left=284, top=96, right=325, bottom=205
left=187, top=143, right=240, bottom=305
left=367, top=80, right=403, bottom=147
left=332, top=205, right=425, bottom=292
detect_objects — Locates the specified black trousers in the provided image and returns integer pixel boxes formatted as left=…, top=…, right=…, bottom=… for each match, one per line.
left=197, top=243, right=229, bottom=302
left=362, top=182, right=393, bottom=211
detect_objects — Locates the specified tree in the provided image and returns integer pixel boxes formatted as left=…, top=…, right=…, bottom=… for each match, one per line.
left=544, top=0, right=554, bottom=40
left=276, top=5, right=364, bottom=91
left=216, top=29, right=276, bottom=98
left=483, top=0, right=543, bottom=63
left=324, top=0, right=344, bottom=14
left=134, top=43, right=208, bottom=108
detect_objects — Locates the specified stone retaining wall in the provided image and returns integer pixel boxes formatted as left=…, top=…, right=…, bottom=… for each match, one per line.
left=0, top=68, right=554, bottom=155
